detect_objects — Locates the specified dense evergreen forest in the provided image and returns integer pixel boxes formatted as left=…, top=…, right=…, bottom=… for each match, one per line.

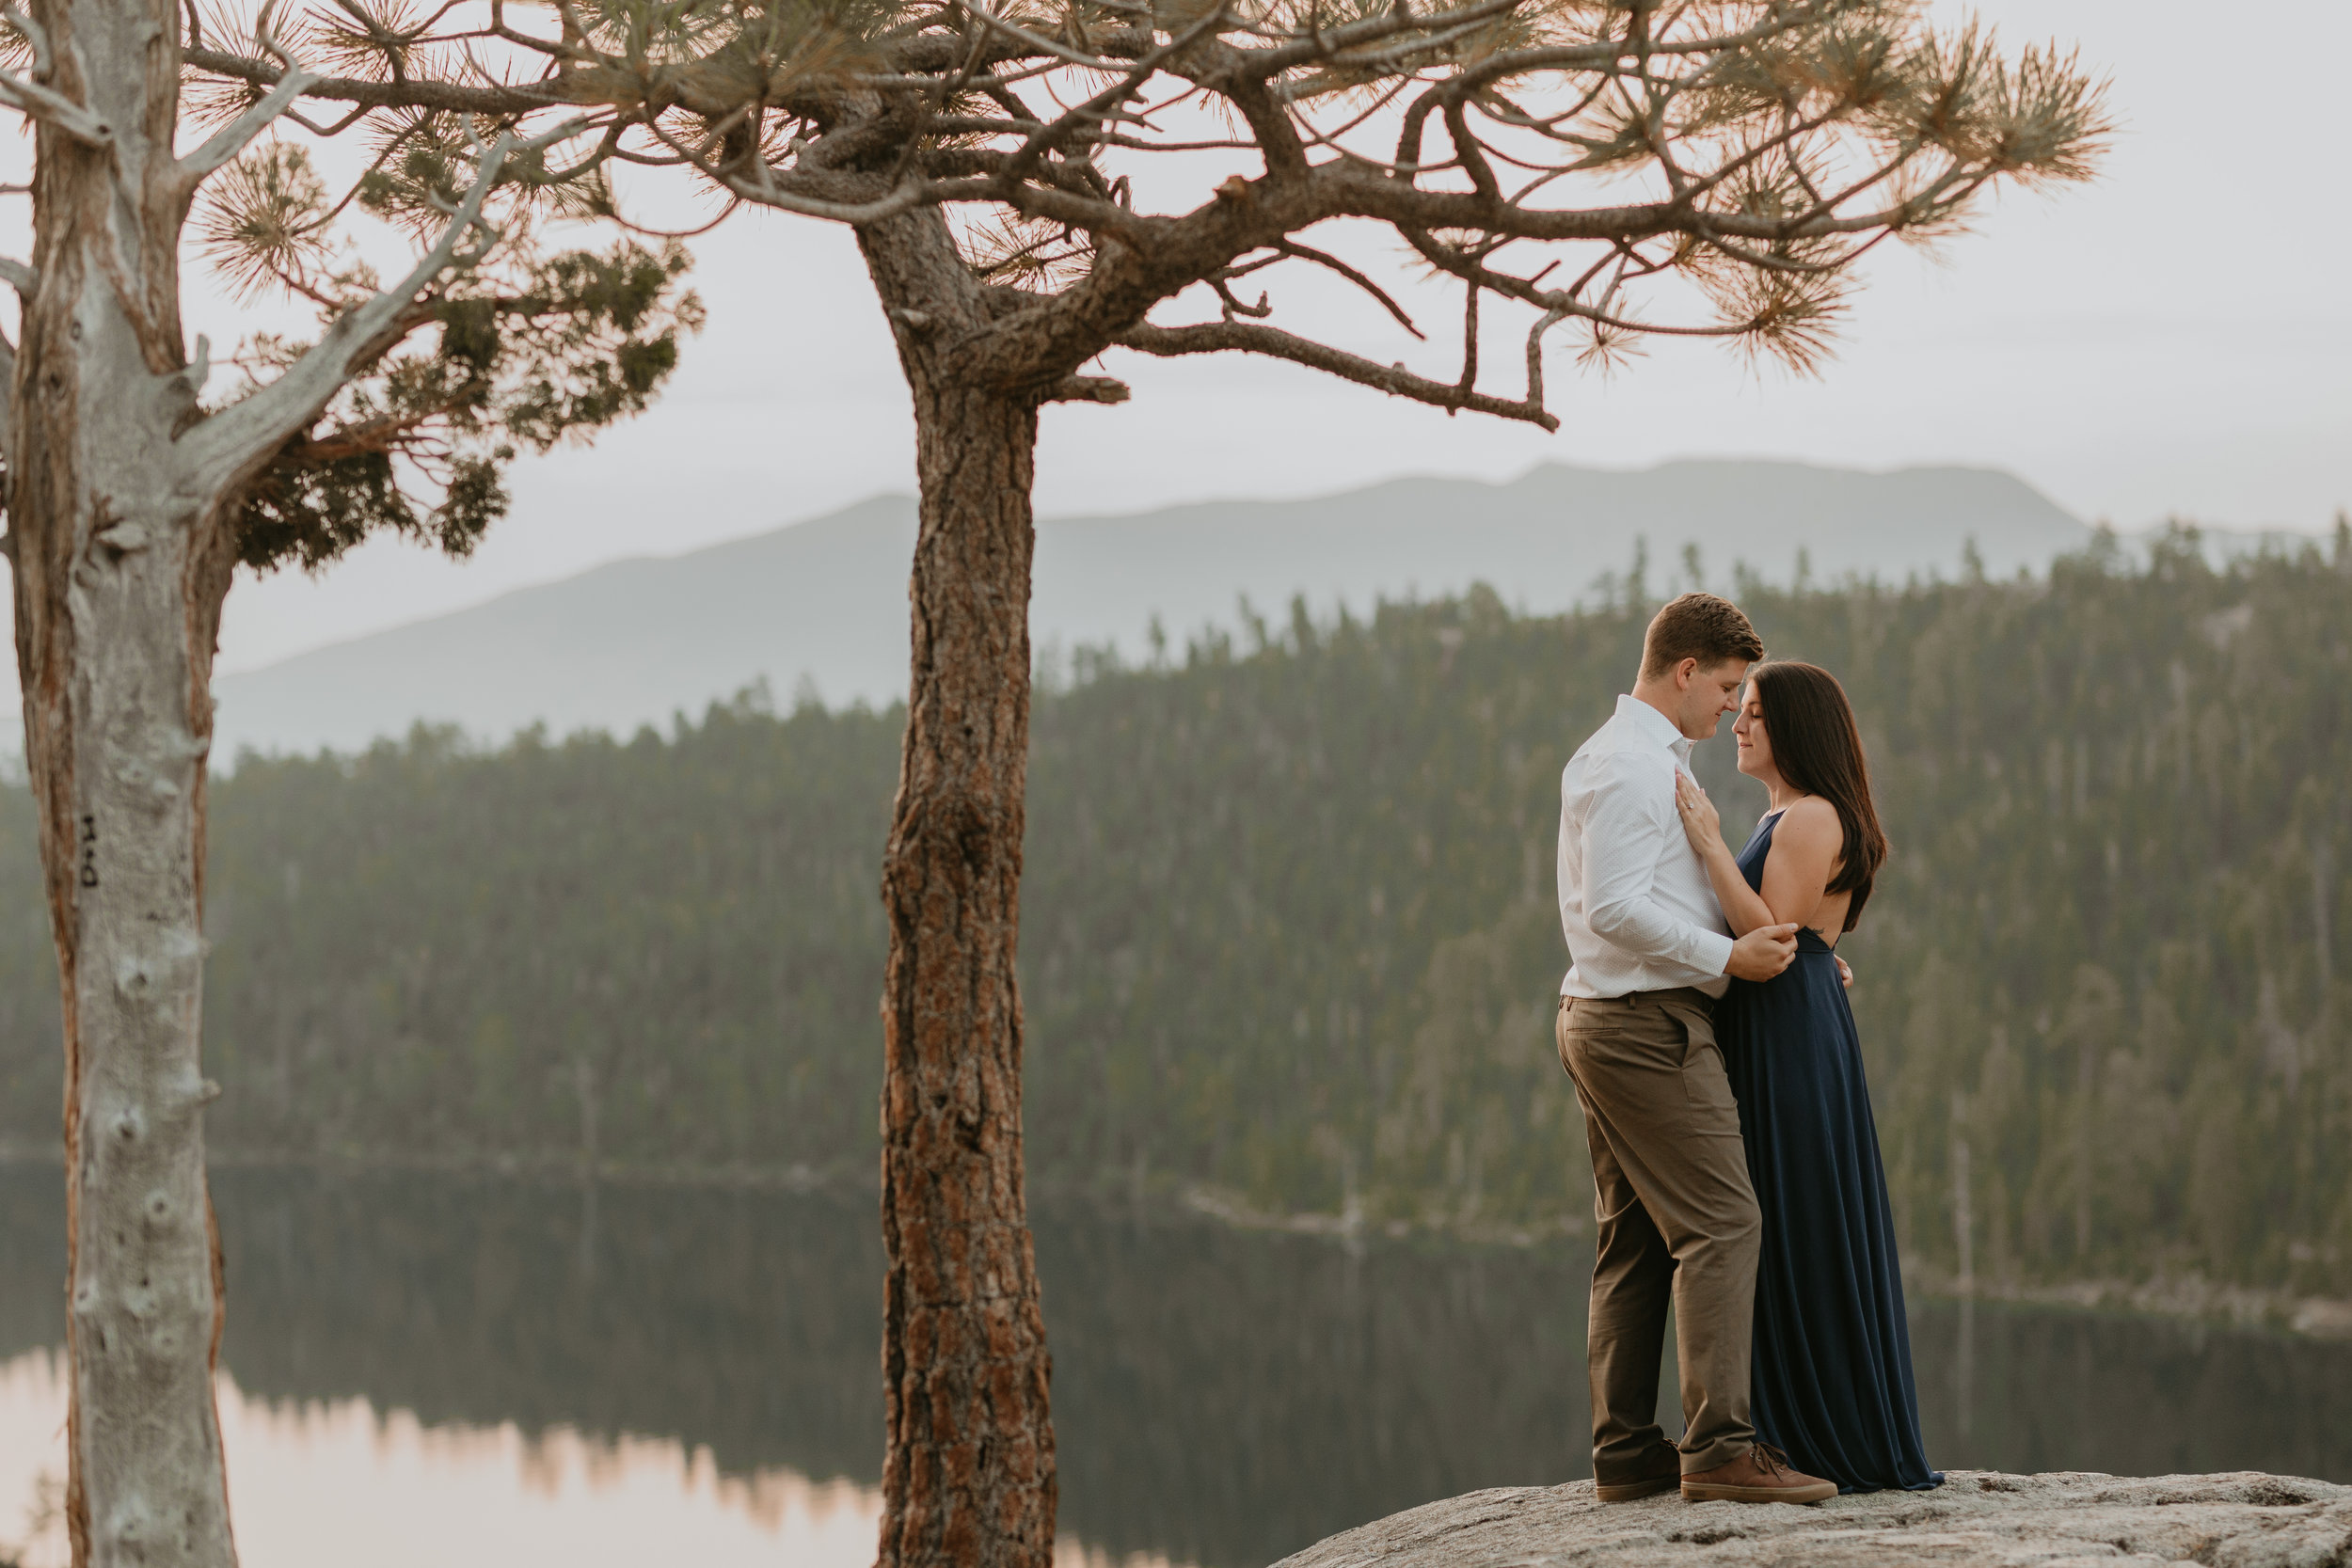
left=2, top=525, right=2347, bottom=1301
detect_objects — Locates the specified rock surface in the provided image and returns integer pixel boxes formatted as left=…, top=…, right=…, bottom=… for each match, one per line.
left=1272, top=1472, right=2352, bottom=1567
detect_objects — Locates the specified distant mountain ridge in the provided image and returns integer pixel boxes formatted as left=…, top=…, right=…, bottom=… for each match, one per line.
left=205, top=457, right=2085, bottom=757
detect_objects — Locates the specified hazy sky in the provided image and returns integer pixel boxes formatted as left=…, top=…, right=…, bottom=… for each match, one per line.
left=7, top=0, right=2350, bottom=687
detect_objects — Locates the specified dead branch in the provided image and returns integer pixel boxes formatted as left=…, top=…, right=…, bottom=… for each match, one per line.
left=1118, top=319, right=1557, bottom=430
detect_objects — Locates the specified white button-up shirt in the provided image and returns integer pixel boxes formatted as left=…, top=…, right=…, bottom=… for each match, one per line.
left=1557, top=694, right=1737, bottom=999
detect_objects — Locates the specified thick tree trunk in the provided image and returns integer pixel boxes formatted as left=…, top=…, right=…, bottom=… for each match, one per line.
left=8, top=0, right=241, bottom=1562
left=861, top=210, right=1057, bottom=1568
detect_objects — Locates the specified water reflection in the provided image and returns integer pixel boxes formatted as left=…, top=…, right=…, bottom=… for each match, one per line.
left=0, top=1167, right=2344, bottom=1568
left=0, top=1354, right=1072, bottom=1568
left=1910, top=1295, right=2352, bottom=1484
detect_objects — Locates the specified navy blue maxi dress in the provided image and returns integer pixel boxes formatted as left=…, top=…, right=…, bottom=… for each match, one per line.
left=1718, top=810, right=1941, bottom=1494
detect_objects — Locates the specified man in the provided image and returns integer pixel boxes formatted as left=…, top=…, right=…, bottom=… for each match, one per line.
left=1555, top=592, right=1837, bottom=1506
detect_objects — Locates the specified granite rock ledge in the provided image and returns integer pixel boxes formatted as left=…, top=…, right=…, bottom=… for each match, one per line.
left=1271, top=1471, right=2352, bottom=1568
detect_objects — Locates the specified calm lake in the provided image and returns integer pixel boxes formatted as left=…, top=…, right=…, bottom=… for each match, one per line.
left=0, top=1167, right=2344, bottom=1566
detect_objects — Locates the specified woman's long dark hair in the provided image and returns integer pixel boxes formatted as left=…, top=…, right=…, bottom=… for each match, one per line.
left=1751, top=660, right=1889, bottom=931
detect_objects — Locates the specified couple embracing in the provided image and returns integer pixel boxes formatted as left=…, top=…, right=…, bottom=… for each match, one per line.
left=1555, top=592, right=1941, bottom=1505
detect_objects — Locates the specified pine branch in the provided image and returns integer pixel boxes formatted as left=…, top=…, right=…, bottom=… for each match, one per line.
left=0, top=65, right=111, bottom=144
left=1116, top=319, right=1557, bottom=431
left=176, top=55, right=321, bottom=193
left=185, top=117, right=585, bottom=492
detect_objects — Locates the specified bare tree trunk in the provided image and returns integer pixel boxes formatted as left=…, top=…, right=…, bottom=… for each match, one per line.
left=4, top=10, right=580, bottom=1563
left=861, top=209, right=1056, bottom=1568
left=9, top=6, right=240, bottom=1558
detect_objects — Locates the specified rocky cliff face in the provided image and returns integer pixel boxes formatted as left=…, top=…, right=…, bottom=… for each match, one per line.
left=1273, top=1471, right=2352, bottom=1567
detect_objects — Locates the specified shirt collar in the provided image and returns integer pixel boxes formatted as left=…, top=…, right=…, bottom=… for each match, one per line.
left=1615, top=693, right=1695, bottom=766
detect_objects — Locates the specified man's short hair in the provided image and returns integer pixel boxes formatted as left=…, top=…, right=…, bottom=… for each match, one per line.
left=1640, top=593, right=1764, bottom=680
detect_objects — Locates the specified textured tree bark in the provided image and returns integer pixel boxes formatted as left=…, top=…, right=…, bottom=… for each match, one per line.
left=9, top=2, right=242, bottom=1560
left=7, top=9, right=588, bottom=1562
left=862, top=207, right=1057, bottom=1568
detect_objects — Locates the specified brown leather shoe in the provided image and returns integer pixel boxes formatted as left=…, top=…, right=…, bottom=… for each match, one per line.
left=1594, top=1442, right=1682, bottom=1503
left=1679, top=1444, right=1836, bottom=1505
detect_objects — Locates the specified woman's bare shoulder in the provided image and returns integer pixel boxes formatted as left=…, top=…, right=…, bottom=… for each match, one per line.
left=1775, top=797, right=1845, bottom=851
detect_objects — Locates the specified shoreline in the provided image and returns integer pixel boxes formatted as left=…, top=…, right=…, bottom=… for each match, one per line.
left=1899, top=1260, right=2352, bottom=1341
left=1177, top=1180, right=2352, bottom=1343
left=4, top=1148, right=2346, bottom=1343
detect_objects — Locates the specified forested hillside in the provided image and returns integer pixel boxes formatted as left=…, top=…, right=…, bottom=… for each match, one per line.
left=183, top=460, right=2080, bottom=757
left=2, top=526, right=2347, bottom=1299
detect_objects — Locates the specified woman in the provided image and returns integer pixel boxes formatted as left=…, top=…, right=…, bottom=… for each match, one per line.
left=1673, top=659, right=1940, bottom=1495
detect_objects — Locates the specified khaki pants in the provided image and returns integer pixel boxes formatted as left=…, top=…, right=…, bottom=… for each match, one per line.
left=1557, top=988, right=1760, bottom=1479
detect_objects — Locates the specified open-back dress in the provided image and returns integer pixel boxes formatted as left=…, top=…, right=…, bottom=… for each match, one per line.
left=1717, top=808, right=1942, bottom=1494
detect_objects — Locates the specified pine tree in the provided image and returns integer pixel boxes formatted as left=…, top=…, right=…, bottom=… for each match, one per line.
left=0, top=8, right=694, bottom=1551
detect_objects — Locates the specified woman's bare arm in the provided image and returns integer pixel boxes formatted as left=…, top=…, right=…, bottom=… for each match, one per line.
left=1756, top=797, right=1843, bottom=932
left=1673, top=773, right=1776, bottom=937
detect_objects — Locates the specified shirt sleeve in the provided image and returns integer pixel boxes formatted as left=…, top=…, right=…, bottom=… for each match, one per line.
left=1579, top=752, right=1737, bottom=977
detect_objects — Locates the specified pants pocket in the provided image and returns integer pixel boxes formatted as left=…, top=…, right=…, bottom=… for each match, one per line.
left=1680, top=1041, right=1739, bottom=1113
left=1671, top=1005, right=1738, bottom=1116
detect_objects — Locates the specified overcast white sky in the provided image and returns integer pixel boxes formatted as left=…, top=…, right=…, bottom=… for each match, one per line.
left=13, top=0, right=2352, bottom=680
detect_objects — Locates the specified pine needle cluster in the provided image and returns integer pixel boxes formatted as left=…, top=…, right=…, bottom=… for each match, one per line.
left=182, top=6, right=707, bottom=574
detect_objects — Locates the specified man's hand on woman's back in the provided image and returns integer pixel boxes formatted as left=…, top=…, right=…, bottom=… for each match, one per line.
left=1726, top=924, right=1800, bottom=981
